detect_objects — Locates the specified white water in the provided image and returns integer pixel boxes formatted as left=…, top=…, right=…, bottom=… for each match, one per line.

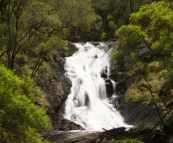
left=64, top=42, right=132, bottom=131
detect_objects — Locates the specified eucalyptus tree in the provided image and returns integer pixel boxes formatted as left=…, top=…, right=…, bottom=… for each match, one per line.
left=55, top=0, right=97, bottom=41
left=21, top=0, right=63, bottom=77
left=115, top=0, right=173, bottom=68
left=0, top=0, right=99, bottom=76
left=0, top=0, right=64, bottom=76
left=113, top=1, right=173, bottom=130
left=91, top=0, right=152, bottom=40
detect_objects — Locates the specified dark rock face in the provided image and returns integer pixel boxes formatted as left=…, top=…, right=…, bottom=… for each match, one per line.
left=36, top=56, right=83, bottom=130
left=52, top=102, right=84, bottom=131
left=91, top=42, right=100, bottom=46
left=111, top=94, right=160, bottom=125
left=115, top=81, right=127, bottom=95
left=101, top=72, right=107, bottom=79
left=37, top=56, right=71, bottom=117
left=110, top=68, right=160, bottom=126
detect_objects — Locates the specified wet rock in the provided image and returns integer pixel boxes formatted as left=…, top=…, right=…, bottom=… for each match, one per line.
left=115, top=81, right=127, bottom=95
left=56, top=119, right=84, bottom=131
left=101, top=68, right=108, bottom=79
left=103, top=127, right=126, bottom=136
left=91, top=42, right=100, bottom=46
left=101, top=72, right=107, bottom=79
left=113, top=94, right=160, bottom=125
left=105, top=79, right=114, bottom=98
left=45, top=127, right=126, bottom=143
left=36, top=56, right=72, bottom=126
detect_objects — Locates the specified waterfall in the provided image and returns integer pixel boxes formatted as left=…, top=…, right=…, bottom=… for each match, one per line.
left=64, top=42, right=132, bottom=131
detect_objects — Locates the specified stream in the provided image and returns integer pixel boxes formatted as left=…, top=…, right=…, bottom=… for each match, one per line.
left=43, top=42, right=133, bottom=142
left=64, top=42, right=132, bottom=131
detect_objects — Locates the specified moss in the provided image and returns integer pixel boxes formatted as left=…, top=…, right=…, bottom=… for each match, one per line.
left=133, top=121, right=155, bottom=131
left=125, top=88, right=142, bottom=103
left=125, top=65, right=168, bottom=105
left=114, top=138, right=142, bottom=143
left=147, top=61, right=161, bottom=72
left=15, top=65, right=33, bottom=76
left=108, top=135, right=142, bottom=143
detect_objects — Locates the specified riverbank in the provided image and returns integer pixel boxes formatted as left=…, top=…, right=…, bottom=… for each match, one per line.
left=43, top=127, right=168, bottom=143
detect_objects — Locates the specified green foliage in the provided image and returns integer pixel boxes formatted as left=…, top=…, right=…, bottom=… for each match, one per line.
left=116, top=25, right=146, bottom=48
left=115, top=138, right=142, bottom=143
left=113, top=1, right=173, bottom=103
left=56, top=0, right=97, bottom=41
left=125, top=62, right=166, bottom=104
left=130, top=1, right=173, bottom=56
left=0, top=65, right=51, bottom=143
left=108, top=137, right=142, bottom=143
left=133, top=121, right=154, bottom=131
left=0, top=0, right=100, bottom=75
left=0, top=0, right=156, bottom=75
left=0, top=0, right=66, bottom=76
left=101, top=32, right=107, bottom=40
left=91, top=0, right=152, bottom=40
left=25, top=128, right=50, bottom=143
left=112, top=1, right=173, bottom=133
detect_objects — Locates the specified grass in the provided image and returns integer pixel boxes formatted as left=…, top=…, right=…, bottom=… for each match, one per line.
left=124, top=61, right=167, bottom=105
left=108, top=135, right=142, bottom=143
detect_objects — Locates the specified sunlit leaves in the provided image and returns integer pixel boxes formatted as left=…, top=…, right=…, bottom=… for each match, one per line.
left=114, top=1, right=173, bottom=63
left=130, top=4, right=154, bottom=27
left=116, top=25, right=146, bottom=49
left=0, top=65, right=51, bottom=142
left=130, top=1, right=173, bottom=54
left=113, top=1, right=173, bottom=107
left=0, top=0, right=64, bottom=73
left=25, top=128, right=50, bottom=143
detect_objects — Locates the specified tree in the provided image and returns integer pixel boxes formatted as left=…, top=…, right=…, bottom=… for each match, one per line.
left=56, top=0, right=97, bottom=41
left=0, top=0, right=64, bottom=76
left=91, top=0, right=152, bottom=40
left=0, top=65, right=51, bottom=142
left=1, top=0, right=96, bottom=76
left=113, top=1, right=173, bottom=130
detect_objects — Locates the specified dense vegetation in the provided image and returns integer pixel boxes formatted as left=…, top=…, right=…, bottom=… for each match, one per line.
left=0, top=65, right=50, bottom=142
left=1, top=0, right=173, bottom=142
left=112, top=0, right=173, bottom=141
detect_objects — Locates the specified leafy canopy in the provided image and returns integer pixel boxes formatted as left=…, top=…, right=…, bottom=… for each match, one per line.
left=113, top=1, right=173, bottom=105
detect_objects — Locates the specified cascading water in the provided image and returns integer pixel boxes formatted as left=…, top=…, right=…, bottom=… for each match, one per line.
left=64, top=42, right=132, bottom=131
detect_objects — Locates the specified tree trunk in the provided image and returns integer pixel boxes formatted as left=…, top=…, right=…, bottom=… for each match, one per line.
left=7, top=0, right=11, bottom=69
left=129, top=0, right=133, bottom=14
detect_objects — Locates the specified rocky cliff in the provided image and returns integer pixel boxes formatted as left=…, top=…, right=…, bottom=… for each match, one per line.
left=36, top=55, right=83, bottom=130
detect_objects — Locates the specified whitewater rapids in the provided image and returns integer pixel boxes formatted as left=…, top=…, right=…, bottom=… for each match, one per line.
left=64, top=42, right=132, bottom=131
